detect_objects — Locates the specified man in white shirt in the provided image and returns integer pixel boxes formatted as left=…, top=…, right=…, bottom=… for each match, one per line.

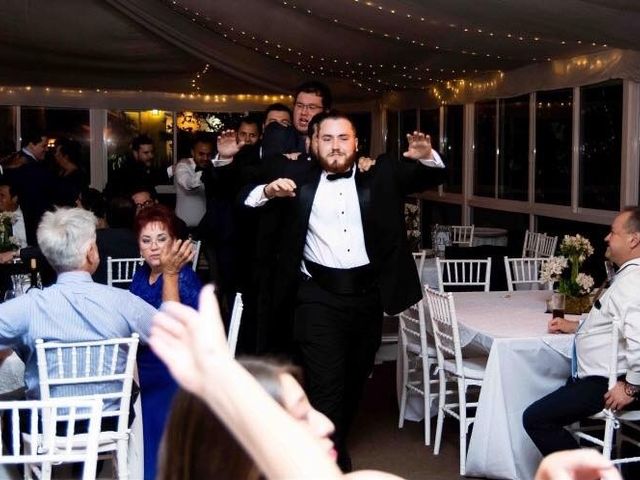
left=0, top=181, right=28, bottom=263
left=523, top=206, right=640, bottom=455
left=174, top=133, right=214, bottom=228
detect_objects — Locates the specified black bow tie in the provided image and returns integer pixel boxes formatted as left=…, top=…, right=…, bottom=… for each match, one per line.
left=326, top=168, right=353, bottom=181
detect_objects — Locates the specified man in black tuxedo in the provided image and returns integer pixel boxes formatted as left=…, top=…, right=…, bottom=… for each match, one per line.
left=245, top=111, right=446, bottom=470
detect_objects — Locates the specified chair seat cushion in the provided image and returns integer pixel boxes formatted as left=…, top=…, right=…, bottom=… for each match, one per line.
left=442, top=356, right=487, bottom=380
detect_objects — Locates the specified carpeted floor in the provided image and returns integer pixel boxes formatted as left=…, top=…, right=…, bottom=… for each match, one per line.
left=350, top=361, right=476, bottom=480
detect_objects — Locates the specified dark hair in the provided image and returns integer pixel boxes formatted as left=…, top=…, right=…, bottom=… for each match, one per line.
left=22, top=130, right=46, bottom=148
left=106, top=196, right=136, bottom=229
left=191, top=132, right=214, bottom=150
left=293, top=81, right=332, bottom=109
left=307, top=111, right=330, bottom=141
left=0, top=180, right=15, bottom=198
left=264, top=103, right=292, bottom=117
left=622, top=206, right=640, bottom=234
left=314, top=110, right=356, bottom=138
left=158, top=358, right=301, bottom=480
left=78, top=187, right=106, bottom=219
left=55, top=138, right=82, bottom=166
left=134, top=203, right=180, bottom=239
left=131, top=134, right=154, bottom=152
left=237, top=116, right=262, bottom=136
left=129, top=185, right=158, bottom=200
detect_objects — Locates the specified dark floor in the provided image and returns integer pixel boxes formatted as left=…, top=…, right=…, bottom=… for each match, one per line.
left=350, top=361, right=470, bottom=480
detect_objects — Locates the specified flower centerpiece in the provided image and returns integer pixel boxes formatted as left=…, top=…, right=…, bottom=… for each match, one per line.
left=540, top=234, right=595, bottom=314
left=0, top=212, right=18, bottom=253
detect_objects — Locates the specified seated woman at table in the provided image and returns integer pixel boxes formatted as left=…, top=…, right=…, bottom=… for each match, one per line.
left=129, top=203, right=201, bottom=480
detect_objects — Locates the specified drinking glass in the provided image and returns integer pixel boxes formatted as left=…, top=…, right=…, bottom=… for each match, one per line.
left=550, top=292, right=566, bottom=319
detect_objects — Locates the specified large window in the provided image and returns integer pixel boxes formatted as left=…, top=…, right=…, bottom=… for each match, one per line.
left=351, top=112, right=372, bottom=157
left=420, top=108, right=440, bottom=150
left=421, top=200, right=462, bottom=247
left=0, top=106, right=15, bottom=157
left=443, top=105, right=463, bottom=193
left=474, top=100, right=496, bottom=197
left=579, top=81, right=622, bottom=211
left=535, top=89, right=573, bottom=205
left=498, top=95, right=529, bottom=201
left=107, top=110, right=173, bottom=185
left=472, top=207, right=529, bottom=254
left=21, top=106, right=90, bottom=179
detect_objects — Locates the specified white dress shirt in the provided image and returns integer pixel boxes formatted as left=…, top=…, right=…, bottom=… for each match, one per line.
left=244, top=153, right=445, bottom=272
left=576, top=259, right=640, bottom=383
left=174, top=158, right=206, bottom=227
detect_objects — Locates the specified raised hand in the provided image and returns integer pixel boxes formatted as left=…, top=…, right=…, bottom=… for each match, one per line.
left=150, top=285, right=231, bottom=397
left=534, top=449, right=621, bottom=480
left=264, top=178, right=297, bottom=199
left=160, top=238, right=194, bottom=276
left=403, top=131, right=433, bottom=161
left=217, top=129, right=241, bottom=159
left=357, top=156, right=376, bottom=172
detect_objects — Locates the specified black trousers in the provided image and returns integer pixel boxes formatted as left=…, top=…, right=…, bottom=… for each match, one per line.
left=523, top=375, right=640, bottom=456
left=293, top=276, right=383, bottom=470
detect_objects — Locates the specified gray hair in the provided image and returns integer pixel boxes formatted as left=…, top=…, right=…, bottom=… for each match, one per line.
left=37, top=208, right=97, bottom=273
left=622, top=206, right=640, bottom=234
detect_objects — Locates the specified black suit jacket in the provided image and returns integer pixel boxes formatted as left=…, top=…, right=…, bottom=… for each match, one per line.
left=259, top=154, right=446, bottom=316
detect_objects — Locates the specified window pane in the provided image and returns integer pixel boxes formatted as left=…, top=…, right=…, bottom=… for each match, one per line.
left=399, top=109, right=417, bottom=153
left=535, top=89, right=573, bottom=205
left=107, top=110, right=173, bottom=185
left=386, top=110, right=399, bottom=160
left=472, top=207, right=529, bottom=254
left=579, top=81, right=622, bottom=210
left=474, top=100, right=496, bottom=197
left=0, top=106, right=15, bottom=157
left=421, top=200, right=462, bottom=247
left=443, top=105, right=463, bottom=193
left=350, top=112, right=372, bottom=157
left=498, top=95, right=529, bottom=201
left=420, top=108, right=440, bottom=150
left=21, top=107, right=90, bottom=180
left=420, top=108, right=440, bottom=192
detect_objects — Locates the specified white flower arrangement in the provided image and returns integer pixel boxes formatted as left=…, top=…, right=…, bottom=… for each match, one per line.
left=539, top=234, right=595, bottom=296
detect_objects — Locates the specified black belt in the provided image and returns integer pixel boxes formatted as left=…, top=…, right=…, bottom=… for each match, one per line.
left=303, top=260, right=376, bottom=296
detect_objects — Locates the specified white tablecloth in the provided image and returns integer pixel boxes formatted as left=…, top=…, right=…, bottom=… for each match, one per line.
left=399, top=290, right=579, bottom=480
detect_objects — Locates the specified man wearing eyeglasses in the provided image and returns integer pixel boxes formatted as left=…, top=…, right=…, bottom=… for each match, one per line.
left=291, top=81, right=332, bottom=153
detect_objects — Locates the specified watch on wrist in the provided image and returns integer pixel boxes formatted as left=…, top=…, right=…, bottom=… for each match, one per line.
left=624, top=381, right=640, bottom=398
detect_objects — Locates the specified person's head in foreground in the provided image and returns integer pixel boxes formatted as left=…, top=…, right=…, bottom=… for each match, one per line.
left=159, top=357, right=335, bottom=480
left=134, top=204, right=182, bottom=272
left=534, top=449, right=621, bottom=480
left=37, top=207, right=99, bottom=275
left=605, top=206, right=640, bottom=268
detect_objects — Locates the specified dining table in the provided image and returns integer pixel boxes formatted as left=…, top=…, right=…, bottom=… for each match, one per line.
left=398, top=289, right=580, bottom=480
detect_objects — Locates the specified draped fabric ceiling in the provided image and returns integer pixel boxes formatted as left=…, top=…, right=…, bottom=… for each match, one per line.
left=2, top=0, right=640, bottom=103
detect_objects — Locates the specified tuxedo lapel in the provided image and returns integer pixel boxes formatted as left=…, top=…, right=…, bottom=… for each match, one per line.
left=355, top=169, right=374, bottom=255
left=294, top=163, right=322, bottom=239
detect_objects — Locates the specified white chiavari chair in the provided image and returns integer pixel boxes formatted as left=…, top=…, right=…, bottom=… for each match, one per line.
left=451, top=225, right=475, bottom=247
left=503, top=256, right=553, bottom=291
left=227, top=292, right=244, bottom=357
left=0, top=398, right=102, bottom=480
left=106, top=257, right=143, bottom=289
left=424, top=287, right=486, bottom=476
left=435, top=257, right=492, bottom=292
left=35, top=335, right=140, bottom=480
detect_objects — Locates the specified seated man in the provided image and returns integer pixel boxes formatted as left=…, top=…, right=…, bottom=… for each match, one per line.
left=523, top=206, right=640, bottom=455
left=0, top=207, right=157, bottom=401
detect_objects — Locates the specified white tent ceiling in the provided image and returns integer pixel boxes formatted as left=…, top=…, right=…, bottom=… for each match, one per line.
left=1, top=0, right=640, bottom=102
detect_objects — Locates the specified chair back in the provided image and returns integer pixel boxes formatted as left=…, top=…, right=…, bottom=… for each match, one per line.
left=536, top=234, right=558, bottom=258
left=107, top=257, right=143, bottom=288
left=451, top=225, right=474, bottom=247
left=412, top=250, right=427, bottom=284
left=424, top=287, right=464, bottom=377
left=522, top=230, right=541, bottom=257
left=435, top=257, right=492, bottom=292
left=0, top=397, right=102, bottom=480
left=398, top=298, right=429, bottom=358
left=503, top=256, right=553, bottom=291
left=190, top=239, right=202, bottom=272
left=35, top=335, right=139, bottom=436
left=227, top=293, right=244, bottom=357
